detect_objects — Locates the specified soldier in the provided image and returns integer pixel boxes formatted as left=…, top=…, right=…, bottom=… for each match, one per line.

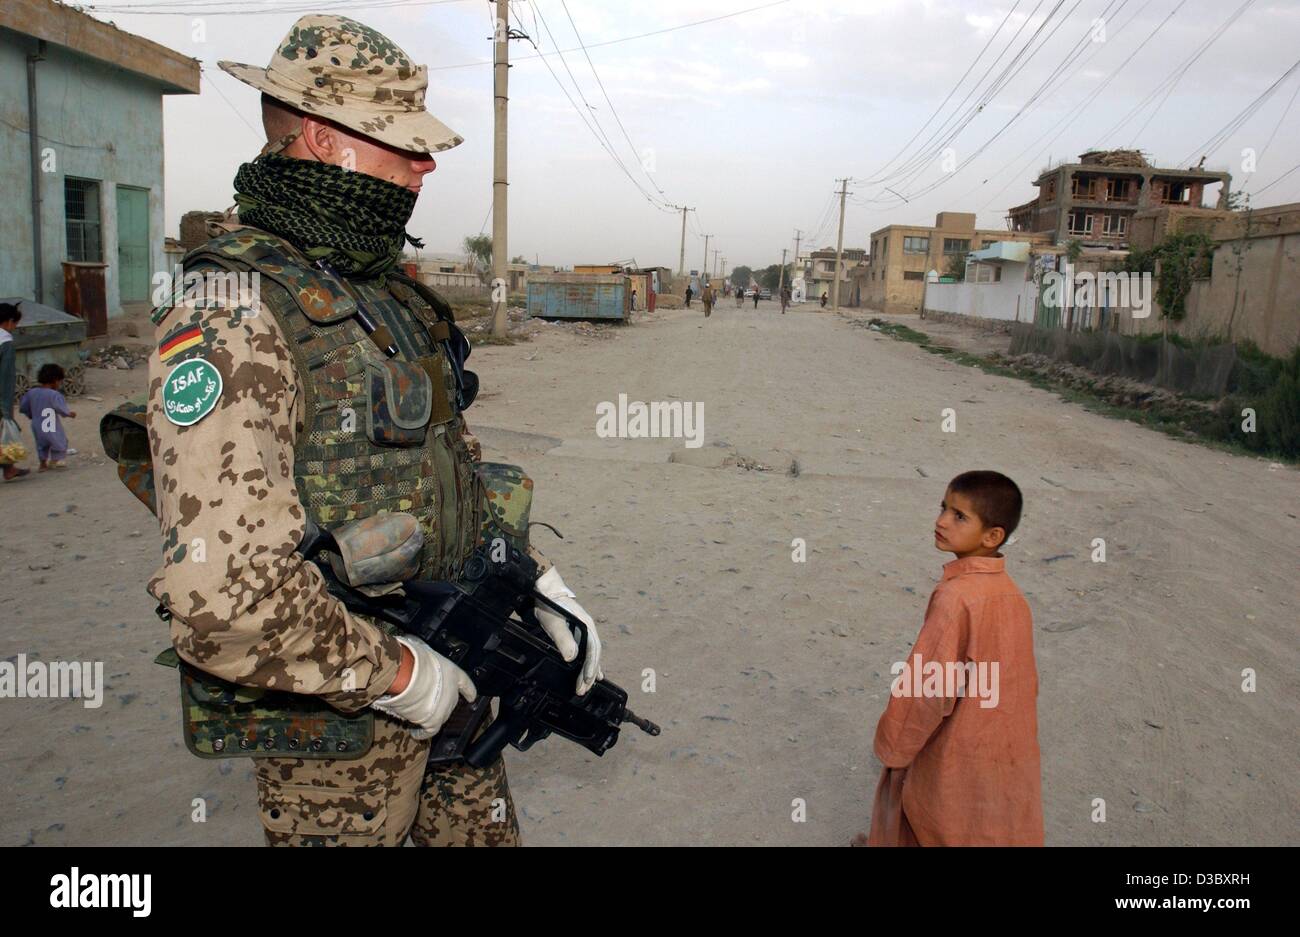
left=144, top=15, right=602, bottom=846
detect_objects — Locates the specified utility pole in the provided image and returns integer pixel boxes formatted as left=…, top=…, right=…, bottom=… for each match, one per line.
left=701, top=234, right=711, bottom=286
left=792, top=228, right=803, bottom=296
left=832, top=178, right=851, bottom=313
left=673, top=205, right=693, bottom=276
left=777, top=247, right=787, bottom=297
left=711, top=248, right=719, bottom=280
left=490, top=0, right=510, bottom=338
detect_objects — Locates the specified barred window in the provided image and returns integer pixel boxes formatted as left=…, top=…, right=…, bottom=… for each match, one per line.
left=903, top=236, right=929, bottom=254
left=65, top=177, right=103, bottom=262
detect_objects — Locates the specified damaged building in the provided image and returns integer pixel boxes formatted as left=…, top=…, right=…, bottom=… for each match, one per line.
left=1005, top=149, right=1231, bottom=250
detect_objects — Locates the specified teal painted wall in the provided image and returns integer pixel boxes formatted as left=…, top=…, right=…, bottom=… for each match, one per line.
left=1, top=28, right=166, bottom=318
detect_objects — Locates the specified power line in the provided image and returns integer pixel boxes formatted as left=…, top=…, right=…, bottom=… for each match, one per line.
left=86, top=0, right=472, bottom=15
left=861, top=0, right=1060, bottom=188
left=557, top=0, right=668, bottom=201
left=970, top=0, right=1180, bottom=212
left=511, top=2, right=674, bottom=212
left=1097, top=0, right=1257, bottom=146
left=860, top=0, right=1025, bottom=185
left=1177, top=55, right=1300, bottom=167
left=874, top=0, right=1090, bottom=199
left=431, top=0, right=795, bottom=71
left=861, top=0, right=1107, bottom=206
left=1251, top=159, right=1300, bottom=196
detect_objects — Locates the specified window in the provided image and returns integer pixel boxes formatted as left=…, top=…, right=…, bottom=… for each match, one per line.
left=943, top=238, right=971, bottom=255
left=903, top=236, right=929, bottom=254
left=1101, top=214, right=1129, bottom=236
left=903, top=271, right=924, bottom=281
left=1071, top=176, right=1097, bottom=199
left=1105, top=178, right=1131, bottom=201
left=65, top=177, right=103, bottom=262
left=1067, top=210, right=1092, bottom=235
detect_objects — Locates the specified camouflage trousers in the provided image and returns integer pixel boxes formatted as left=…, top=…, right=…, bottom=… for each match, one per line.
left=253, top=713, right=521, bottom=846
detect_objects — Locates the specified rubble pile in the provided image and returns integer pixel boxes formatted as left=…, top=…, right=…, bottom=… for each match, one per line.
left=84, top=344, right=150, bottom=370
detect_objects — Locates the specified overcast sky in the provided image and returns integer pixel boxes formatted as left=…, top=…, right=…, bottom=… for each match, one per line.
left=85, top=0, right=1300, bottom=272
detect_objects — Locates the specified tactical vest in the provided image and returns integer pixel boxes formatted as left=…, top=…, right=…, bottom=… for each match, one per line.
left=102, top=226, right=536, bottom=761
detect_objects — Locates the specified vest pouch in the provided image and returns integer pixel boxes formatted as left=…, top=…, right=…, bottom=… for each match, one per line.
left=176, top=662, right=374, bottom=760
left=365, top=357, right=433, bottom=447
left=476, top=462, right=535, bottom=554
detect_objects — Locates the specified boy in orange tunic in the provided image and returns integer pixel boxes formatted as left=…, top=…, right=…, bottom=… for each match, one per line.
left=856, top=470, right=1043, bottom=846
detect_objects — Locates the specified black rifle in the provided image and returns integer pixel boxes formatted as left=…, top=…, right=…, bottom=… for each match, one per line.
left=303, top=535, right=660, bottom=768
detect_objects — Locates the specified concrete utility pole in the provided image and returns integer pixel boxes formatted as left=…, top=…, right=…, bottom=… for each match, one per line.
left=490, top=0, right=510, bottom=338
left=792, top=228, right=802, bottom=291
left=701, top=234, right=711, bottom=285
left=674, top=205, right=693, bottom=276
left=711, top=248, right=719, bottom=279
left=832, top=178, right=851, bottom=313
left=777, top=248, right=787, bottom=296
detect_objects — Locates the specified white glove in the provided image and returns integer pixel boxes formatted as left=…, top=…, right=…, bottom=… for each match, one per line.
left=371, top=635, right=476, bottom=737
left=535, top=566, right=604, bottom=696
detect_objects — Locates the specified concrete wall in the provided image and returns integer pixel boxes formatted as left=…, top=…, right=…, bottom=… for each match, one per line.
left=1, top=30, right=166, bottom=317
left=922, top=265, right=1038, bottom=323
left=1119, top=212, right=1300, bottom=356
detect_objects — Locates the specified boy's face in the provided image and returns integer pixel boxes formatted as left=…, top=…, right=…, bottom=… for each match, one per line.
left=934, top=487, right=1005, bottom=558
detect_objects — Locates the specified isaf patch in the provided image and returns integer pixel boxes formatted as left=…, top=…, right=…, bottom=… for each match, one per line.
left=163, top=357, right=223, bottom=427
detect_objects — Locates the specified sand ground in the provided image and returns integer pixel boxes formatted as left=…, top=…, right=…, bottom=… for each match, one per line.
left=1, top=299, right=1296, bottom=846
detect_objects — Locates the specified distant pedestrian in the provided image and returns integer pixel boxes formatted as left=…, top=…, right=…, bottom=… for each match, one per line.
left=753, top=289, right=760, bottom=310
left=19, top=363, right=76, bottom=471
left=685, top=285, right=693, bottom=309
left=631, top=288, right=637, bottom=311
left=820, top=291, right=829, bottom=309
left=781, top=286, right=791, bottom=315
left=0, top=301, right=30, bottom=482
left=702, top=284, right=715, bottom=318
left=736, top=288, right=745, bottom=308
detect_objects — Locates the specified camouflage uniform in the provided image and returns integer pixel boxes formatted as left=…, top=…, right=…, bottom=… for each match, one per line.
left=144, top=15, right=539, bottom=847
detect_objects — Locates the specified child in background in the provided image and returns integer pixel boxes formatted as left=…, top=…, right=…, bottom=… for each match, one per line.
left=856, top=470, right=1043, bottom=846
left=19, top=363, right=76, bottom=471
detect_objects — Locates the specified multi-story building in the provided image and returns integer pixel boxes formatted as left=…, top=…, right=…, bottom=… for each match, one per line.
left=807, top=246, right=866, bottom=304
left=863, top=212, right=1048, bottom=314
left=1005, top=149, right=1231, bottom=250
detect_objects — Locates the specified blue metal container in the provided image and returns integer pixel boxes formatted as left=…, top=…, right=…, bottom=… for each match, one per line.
left=527, top=274, right=629, bottom=321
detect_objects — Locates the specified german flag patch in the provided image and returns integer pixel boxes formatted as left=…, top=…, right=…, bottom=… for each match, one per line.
left=159, top=324, right=204, bottom=363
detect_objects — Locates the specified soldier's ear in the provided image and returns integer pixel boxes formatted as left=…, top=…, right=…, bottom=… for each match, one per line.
left=300, top=115, right=346, bottom=164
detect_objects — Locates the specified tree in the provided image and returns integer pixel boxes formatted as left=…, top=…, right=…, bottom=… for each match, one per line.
left=510, top=254, right=528, bottom=264
left=944, top=251, right=970, bottom=281
left=729, top=265, right=754, bottom=289
left=463, top=234, right=493, bottom=283
left=758, top=263, right=793, bottom=291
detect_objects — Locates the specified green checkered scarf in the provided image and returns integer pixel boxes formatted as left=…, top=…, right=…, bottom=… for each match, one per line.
left=233, top=153, right=423, bottom=280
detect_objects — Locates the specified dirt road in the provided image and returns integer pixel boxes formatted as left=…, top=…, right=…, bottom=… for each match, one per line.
left=2, top=300, right=1296, bottom=845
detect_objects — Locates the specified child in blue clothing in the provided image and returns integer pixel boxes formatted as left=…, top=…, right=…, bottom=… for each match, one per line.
left=18, top=363, right=76, bottom=470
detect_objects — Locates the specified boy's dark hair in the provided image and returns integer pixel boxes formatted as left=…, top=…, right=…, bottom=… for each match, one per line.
left=0, top=301, right=21, bottom=325
left=948, top=470, right=1023, bottom=541
left=37, top=363, right=65, bottom=384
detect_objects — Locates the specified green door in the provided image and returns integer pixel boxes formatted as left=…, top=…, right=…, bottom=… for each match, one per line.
left=116, top=186, right=150, bottom=303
